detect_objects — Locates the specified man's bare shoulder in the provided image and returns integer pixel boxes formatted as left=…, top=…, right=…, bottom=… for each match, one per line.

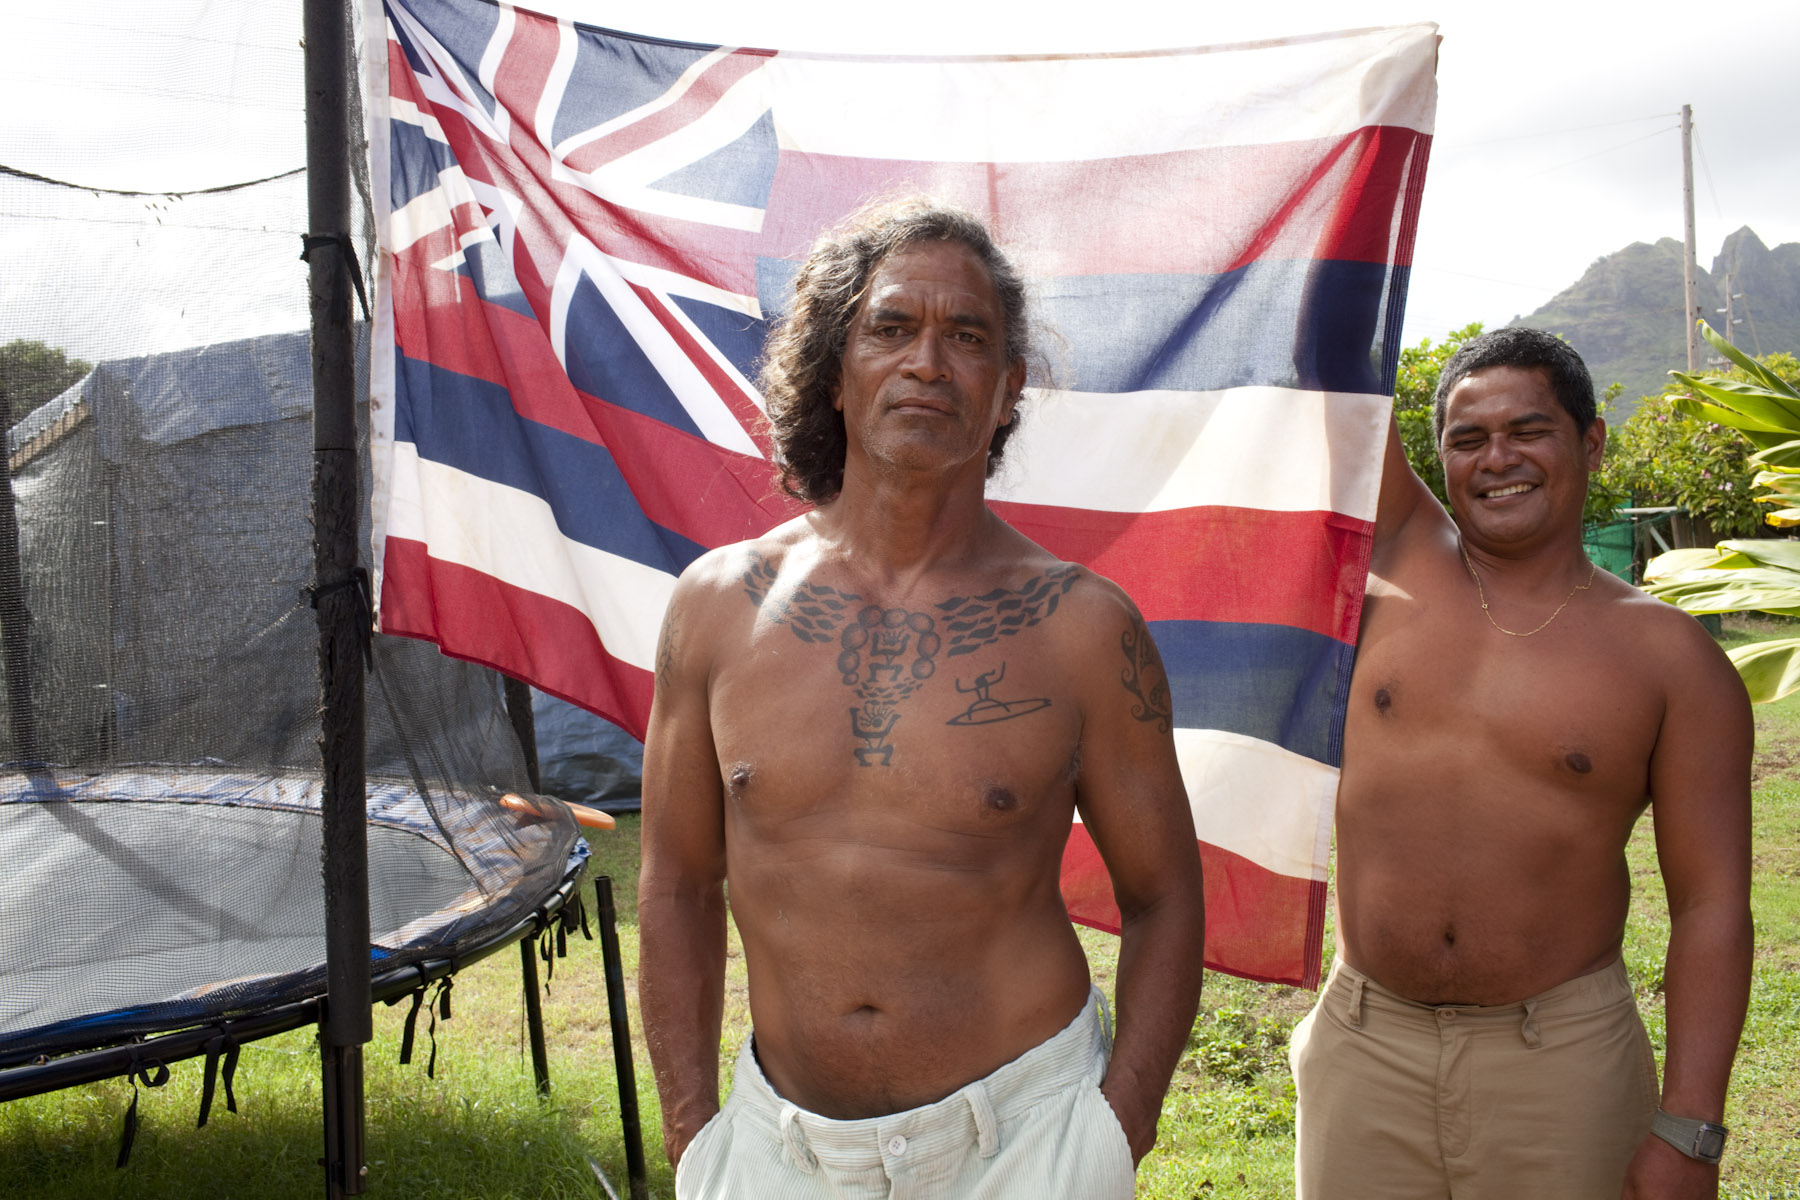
left=1597, top=576, right=1744, bottom=693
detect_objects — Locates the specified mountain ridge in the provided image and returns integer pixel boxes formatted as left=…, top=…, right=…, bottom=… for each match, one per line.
left=1510, top=226, right=1800, bottom=418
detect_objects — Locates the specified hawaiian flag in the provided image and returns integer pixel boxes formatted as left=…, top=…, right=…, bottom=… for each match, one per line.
left=366, top=0, right=1437, bottom=988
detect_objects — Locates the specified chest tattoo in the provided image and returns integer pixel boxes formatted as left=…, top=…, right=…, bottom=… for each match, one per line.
left=741, top=556, right=1077, bottom=765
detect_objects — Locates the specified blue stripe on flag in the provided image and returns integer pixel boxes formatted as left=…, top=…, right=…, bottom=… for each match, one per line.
left=1155, top=619, right=1353, bottom=767
left=751, top=256, right=1402, bottom=396
left=396, top=354, right=707, bottom=573
left=1039, top=259, right=1396, bottom=396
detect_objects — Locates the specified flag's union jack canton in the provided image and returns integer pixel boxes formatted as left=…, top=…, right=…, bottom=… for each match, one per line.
left=365, top=0, right=1437, bottom=988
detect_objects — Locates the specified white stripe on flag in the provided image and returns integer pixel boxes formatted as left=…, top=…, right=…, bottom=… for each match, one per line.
left=766, top=25, right=1437, bottom=163
left=384, top=443, right=675, bottom=670
left=1177, top=728, right=1337, bottom=881
left=991, top=387, right=1389, bottom=521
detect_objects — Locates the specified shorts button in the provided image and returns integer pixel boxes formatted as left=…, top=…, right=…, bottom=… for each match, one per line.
left=1439, top=1009, right=1456, bottom=1022
left=887, top=1134, right=907, bottom=1156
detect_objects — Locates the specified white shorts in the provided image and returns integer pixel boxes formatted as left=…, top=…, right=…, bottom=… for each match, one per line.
left=675, top=987, right=1136, bottom=1200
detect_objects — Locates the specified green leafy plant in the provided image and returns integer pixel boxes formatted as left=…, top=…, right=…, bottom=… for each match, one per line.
left=1640, top=324, right=1800, bottom=700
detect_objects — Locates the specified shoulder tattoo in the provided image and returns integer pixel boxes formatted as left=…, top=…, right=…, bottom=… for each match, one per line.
left=1120, top=612, right=1173, bottom=734
left=654, top=607, right=679, bottom=694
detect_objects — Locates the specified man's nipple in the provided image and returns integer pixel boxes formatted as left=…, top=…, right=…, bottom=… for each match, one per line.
left=982, top=785, right=1018, bottom=813
left=1564, top=751, right=1593, bottom=774
left=727, top=762, right=754, bottom=796
left=1374, top=687, right=1394, bottom=715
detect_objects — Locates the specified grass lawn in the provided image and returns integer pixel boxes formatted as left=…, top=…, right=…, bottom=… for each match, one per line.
left=3, top=614, right=1797, bottom=1198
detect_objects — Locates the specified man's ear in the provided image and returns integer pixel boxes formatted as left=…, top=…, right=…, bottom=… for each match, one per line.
left=999, top=359, right=1026, bottom=425
left=1584, top=416, right=1606, bottom=471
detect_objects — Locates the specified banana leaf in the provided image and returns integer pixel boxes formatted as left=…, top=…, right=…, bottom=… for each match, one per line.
left=1642, top=547, right=1745, bottom=580
left=1727, top=636, right=1800, bottom=704
left=1713, top=539, right=1800, bottom=572
left=1747, top=440, right=1800, bottom=469
left=1667, top=394, right=1792, bottom=437
left=1642, top=566, right=1800, bottom=616
left=1683, top=322, right=1800, bottom=398
left=1670, top=378, right=1800, bottom=427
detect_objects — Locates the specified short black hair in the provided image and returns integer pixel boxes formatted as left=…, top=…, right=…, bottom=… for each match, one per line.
left=1432, top=327, right=1595, bottom=443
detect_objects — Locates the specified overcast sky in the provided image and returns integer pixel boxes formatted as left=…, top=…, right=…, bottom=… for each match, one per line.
left=4, top=0, right=1797, bottom=362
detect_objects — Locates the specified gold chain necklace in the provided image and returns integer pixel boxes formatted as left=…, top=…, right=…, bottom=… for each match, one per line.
left=1459, top=541, right=1597, bottom=637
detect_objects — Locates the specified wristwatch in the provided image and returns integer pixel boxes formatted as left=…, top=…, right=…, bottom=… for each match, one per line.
left=1651, top=1108, right=1728, bottom=1164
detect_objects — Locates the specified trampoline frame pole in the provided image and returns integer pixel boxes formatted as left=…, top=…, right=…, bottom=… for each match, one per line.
left=503, top=675, right=555, bottom=1095
left=597, top=875, right=649, bottom=1200
left=304, top=0, right=369, bottom=1196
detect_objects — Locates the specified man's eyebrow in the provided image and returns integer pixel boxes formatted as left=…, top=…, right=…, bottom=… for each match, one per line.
left=1445, top=410, right=1558, bottom=438
left=861, top=305, right=996, bottom=331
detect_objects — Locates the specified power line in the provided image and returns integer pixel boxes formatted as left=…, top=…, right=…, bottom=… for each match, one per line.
left=1436, top=111, right=1675, bottom=151
left=1692, top=128, right=1726, bottom=228
left=0, top=163, right=305, bottom=198
left=1522, top=124, right=1678, bottom=180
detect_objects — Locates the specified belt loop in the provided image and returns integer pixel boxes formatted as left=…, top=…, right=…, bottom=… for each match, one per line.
left=967, top=1080, right=999, bottom=1158
left=779, top=1104, right=818, bottom=1173
left=1345, top=975, right=1365, bottom=1029
left=1520, top=998, right=1542, bottom=1049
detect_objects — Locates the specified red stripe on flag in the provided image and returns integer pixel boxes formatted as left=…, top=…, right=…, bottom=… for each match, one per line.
left=1061, top=824, right=1327, bottom=988
left=379, top=536, right=654, bottom=738
left=758, top=127, right=1430, bottom=274
left=995, top=501, right=1370, bottom=643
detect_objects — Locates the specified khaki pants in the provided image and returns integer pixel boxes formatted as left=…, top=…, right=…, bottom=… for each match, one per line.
left=1290, top=958, right=1657, bottom=1199
left=675, top=988, right=1135, bottom=1200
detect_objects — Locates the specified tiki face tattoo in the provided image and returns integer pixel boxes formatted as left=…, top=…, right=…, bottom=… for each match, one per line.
left=743, top=556, right=1078, bottom=765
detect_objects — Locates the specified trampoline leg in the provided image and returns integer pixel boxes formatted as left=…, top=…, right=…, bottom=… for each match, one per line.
left=596, top=875, right=648, bottom=1200
left=521, top=934, right=552, bottom=1096
left=321, top=1041, right=367, bottom=1198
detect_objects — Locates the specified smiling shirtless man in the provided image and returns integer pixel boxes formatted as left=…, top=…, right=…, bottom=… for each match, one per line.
left=1292, top=327, right=1753, bottom=1199
left=639, top=198, right=1205, bottom=1199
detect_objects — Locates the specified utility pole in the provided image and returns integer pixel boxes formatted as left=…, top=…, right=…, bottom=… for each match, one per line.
left=1681, top=104, right=1701, bottom=373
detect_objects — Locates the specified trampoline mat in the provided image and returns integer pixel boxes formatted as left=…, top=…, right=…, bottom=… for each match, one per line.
left=0, top=768, right=578, bottom=1065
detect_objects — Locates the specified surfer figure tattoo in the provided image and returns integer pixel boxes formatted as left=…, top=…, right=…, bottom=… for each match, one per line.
left=946, top=663, right=1051, bottom=726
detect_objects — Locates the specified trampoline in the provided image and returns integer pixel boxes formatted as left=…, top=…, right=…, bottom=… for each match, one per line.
left=0, top=768, right=582, bottom=1072
left=0, top=326, right=643, bottom=1192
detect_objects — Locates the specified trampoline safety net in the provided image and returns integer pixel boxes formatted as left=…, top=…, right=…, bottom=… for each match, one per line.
left=0, top=0, right=581, bottom=1070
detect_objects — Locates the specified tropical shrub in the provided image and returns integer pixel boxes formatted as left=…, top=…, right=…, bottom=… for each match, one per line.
left=1640, top=325, right=1800, bottom=700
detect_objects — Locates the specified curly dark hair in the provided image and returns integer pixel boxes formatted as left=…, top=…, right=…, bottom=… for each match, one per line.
left=760, top=196, right=1036, bottom=504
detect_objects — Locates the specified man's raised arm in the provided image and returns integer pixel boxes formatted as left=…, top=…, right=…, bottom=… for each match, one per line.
left=639, top=575, right=730, bottom=1169
left=1071, top=583, right=1207, bottom=1163
left=1623, top=619, right=1753, bottom=1199
left=1374, top=413, right=1445, bottom=550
